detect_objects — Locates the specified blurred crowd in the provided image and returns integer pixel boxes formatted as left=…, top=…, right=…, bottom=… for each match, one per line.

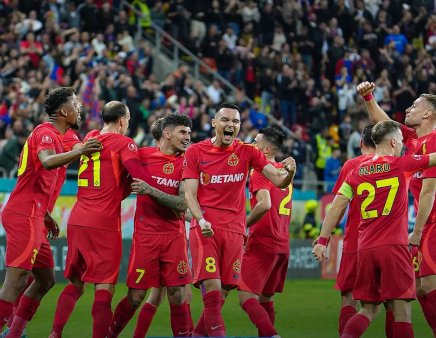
left=0, top=0, right=435, bottom=190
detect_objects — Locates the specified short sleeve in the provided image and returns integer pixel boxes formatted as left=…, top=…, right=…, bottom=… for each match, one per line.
left=332, top=160, right=353, bottom=194
left=250, top=170, right=272, bottom=194
left=247, top=145, right=269, bottom=173
left=398, top=155, right=430, bottom=174
left=182, top=146, right=200, bottom=180
left=119, top=138, right=139, bottom=164
left=62, top=129, right=81, bottom=151
left=35, top=128, right=58, bottom=154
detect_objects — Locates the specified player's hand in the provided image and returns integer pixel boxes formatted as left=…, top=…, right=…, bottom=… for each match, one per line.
left=312, top=244, right=327, bottom=262
left=356, top=81, right=375, bottom=97
left=131, top=178, right=152, bottom=195
left=44, top=213, right=60, bottom=240
left=312, top=236, right=319, bottom=248
left=199, top=218, right=213, bottom=237
left=281, top=157, right=296, bottom=174
left=408, top=230, right=422, bottom=247
left=81, top=138, right=102, bottom=155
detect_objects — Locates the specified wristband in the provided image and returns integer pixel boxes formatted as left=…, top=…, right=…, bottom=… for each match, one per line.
left=199, top=218, right=207, bottom=227
left=363, top=94, right=373, bottom=102
left=318, top=236, right=329, bottom=246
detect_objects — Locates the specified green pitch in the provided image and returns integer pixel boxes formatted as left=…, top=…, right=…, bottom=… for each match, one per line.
left=25, top=280, right=432, bottom=337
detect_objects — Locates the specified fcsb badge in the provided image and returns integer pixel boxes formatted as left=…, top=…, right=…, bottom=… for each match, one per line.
left=233, top=259, right=241, bottom=273
left=177, top=260, right=188, bottom=274
left=228, top=153, right=239, bottom=166
left=163, top=162, right=174, bottom=174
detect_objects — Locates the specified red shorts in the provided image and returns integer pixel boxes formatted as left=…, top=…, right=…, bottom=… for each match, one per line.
left=412, top=223, right=436, bottom=278
left=1, top=209, right=53, bottom=270
left=335, top=252, right=357, bottom=292
left=239, top=242, right=288, bottom=296
left=353, top=245, right=415, bottom=302
left=126, top=233, right=192, bottom=289
left=64, top=225, right=122, bottom=284
left=190, top=227, right=244, bottom=288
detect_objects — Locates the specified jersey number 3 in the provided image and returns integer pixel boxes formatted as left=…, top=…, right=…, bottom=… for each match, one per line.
left=78, top=152, right=101, bottom=187
left=357, top=177, right=399, bottom=219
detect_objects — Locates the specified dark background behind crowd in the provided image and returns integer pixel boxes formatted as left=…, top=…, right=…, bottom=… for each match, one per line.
left=0, top=0, right=434, bottom=190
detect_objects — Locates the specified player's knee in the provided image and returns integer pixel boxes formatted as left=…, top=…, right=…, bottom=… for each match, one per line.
left=129, top=290, right=146, bottom=309
left=167, top=286, right=184, bottom=305
left=418, top=277, right=436, bottom=295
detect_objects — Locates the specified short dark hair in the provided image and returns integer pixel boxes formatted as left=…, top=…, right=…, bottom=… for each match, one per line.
left=258, top=127, right=285, bottom=149
left=371, top=120, right=401, bottom=145
left=101, top=101, right=128, bottom=123
left=215, top=103, right=241, bottom=115
left=161, top=113, right=192, bottom=131
left=45, top=87, right=75, bottom=116
left=151, top=117, right=164, bottom=141
left=361, top=124, right=375, bottom=148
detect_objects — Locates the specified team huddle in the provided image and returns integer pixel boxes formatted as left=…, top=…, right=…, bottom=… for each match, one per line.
left=314, top=82, right=436, bottom=338
left=0, top=88, right=295, bottom=338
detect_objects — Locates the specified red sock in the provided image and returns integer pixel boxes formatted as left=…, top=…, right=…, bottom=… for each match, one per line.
left=418, top=295, right=436, bottom=334
left=187, top=303, right=194, bottom=334
left=0, top=299, right=13, bottom=330
left=393, top=322, right=414, bottom=338
left=341, top=313, right=370, bottom=338
left=8, top=295, right=40, bottom=338
left=92, top=290, right=113, bottom=338
left=242, top=298, right=277, bottom=336
left=203, top=291, right=226, bottom=337
left=339, top=305, right=357, bottom=336
left=193, top=310, right=207, bottom=337
left=7, top=276, right=33, bottom=328
left=260, top=301, right=275, bottom=325
left=133, top=302, right=157, bottom=338
left=385, top=309, right=394, bottom=338
left=51, top=284, right=81, bottom=335
left=170, top=302, right=190, bottom=337
left=107, top=296, right=136, bottom=337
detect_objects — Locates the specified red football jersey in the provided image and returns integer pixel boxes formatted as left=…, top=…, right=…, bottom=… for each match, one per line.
left=183, top=139, right=269, bottom=234
left=134, top=147, right=185, bottom=235
left=332, top=154, right=372, bottom=253
left=68, top=131, right=139, bottom=232
left=340, top=154, right=430, bottom=250
left=4, top=122, right=63, bottom=220
left=48, top=129, right=82, bottom=212
left=402, top=125, right=436, bottom=224
left=248, top=162, right=291, bottom=253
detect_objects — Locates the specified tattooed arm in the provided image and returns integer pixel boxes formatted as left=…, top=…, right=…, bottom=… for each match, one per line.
left=131, top=178, right=187, bottom=213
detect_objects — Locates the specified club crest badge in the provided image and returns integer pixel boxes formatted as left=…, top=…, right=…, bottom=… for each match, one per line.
left=163, top=163, right=174, bottom=174
left=177, top=260, right=188, bottom=274
left=228, top=153, right=238, bottom=166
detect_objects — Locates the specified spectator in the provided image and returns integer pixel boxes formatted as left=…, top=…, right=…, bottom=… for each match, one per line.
left=324, top=146, right=342, bottom=192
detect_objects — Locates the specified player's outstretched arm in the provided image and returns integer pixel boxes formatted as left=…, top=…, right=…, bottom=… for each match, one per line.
left=313, top=194, right=349, bottom=262
left=409, top=177, right=436, bottom=246
left=357, top=81, right=391, bottom=123
left=184, top=178, right=213, bottom=237
left=261, top=157, right=296, bottom=189
left=131, top=178, right=187, bottom=213
left=38, top=138, right=102, bottom=170
left=246, top=189, right=271, bottom=227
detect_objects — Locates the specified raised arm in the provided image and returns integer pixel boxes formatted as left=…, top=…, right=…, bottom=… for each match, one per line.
left=38, top=138, right=101, bottom=170
left=261, top=157, right=296, bottom=189
left=312, top=194, right=349, bottom=261
left=356, top=81, right=391, bottom=123
left=131, top=178, right=187, bottom=213
left=246, top=189, right=271, bottom=227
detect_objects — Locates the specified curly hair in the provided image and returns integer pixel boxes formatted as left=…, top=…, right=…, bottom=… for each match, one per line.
left=44, top=87, right=75, bottom=117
